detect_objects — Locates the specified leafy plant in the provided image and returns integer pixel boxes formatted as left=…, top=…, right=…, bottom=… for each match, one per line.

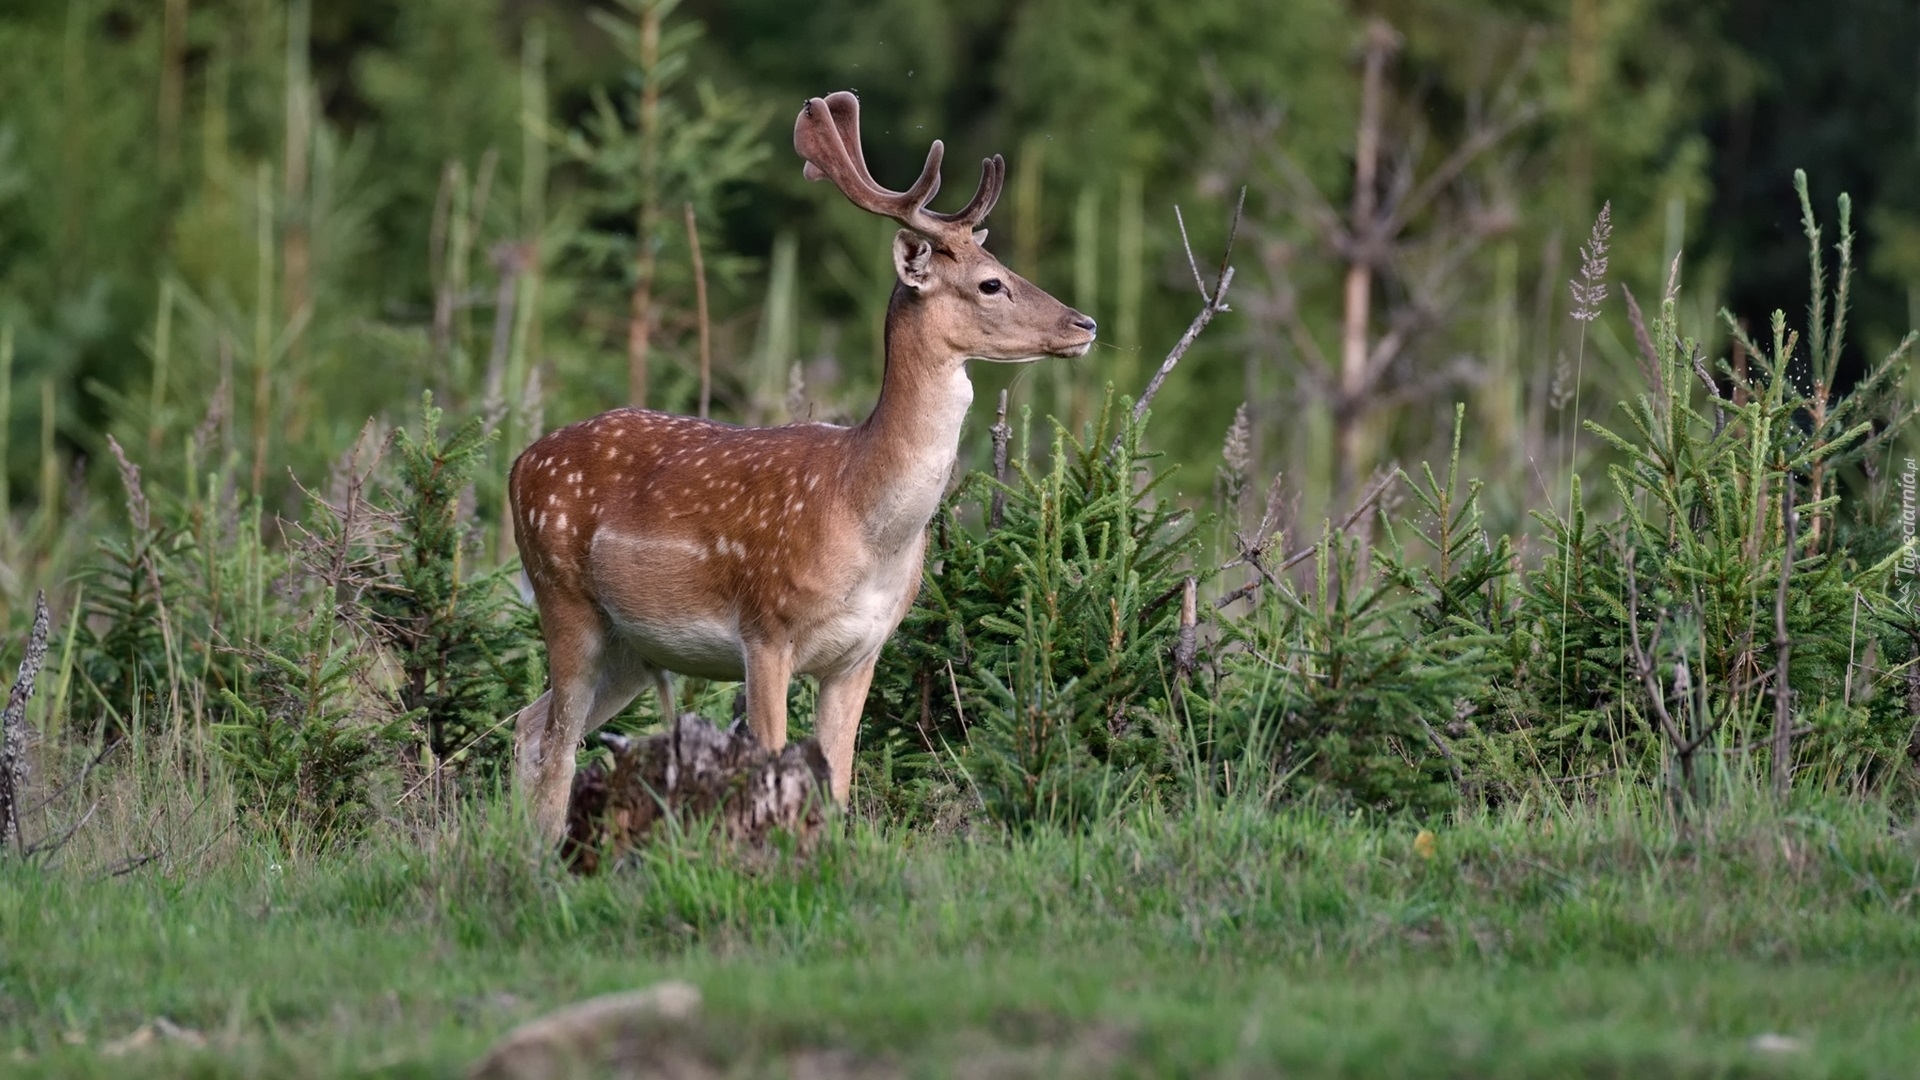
left=1476, top=176, right=1916, bottom=803
left=356, top=396, right=544, bottom=774
left=864, top=394, right=1201, bottom=826
left=215, top=596, right=401, bottom=846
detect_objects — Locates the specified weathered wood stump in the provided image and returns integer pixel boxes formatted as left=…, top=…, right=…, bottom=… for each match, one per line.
left=562, top=715, right=831, bottom=874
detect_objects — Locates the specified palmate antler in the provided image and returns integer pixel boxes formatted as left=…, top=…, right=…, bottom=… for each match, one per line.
left=794, top=91, right=1004, bottom=251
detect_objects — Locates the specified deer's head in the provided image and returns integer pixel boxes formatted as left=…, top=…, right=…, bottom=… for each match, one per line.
left=795, top=92, right=1095, bottom=364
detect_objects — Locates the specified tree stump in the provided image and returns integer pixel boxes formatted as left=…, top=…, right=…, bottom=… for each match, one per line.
left=562, top=715, right=831, bottom=874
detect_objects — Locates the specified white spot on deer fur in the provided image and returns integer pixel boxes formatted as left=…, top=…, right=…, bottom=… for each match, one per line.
left=557, top=513, right=569, bottom=532
left=547, top=493, right=559, bottom=506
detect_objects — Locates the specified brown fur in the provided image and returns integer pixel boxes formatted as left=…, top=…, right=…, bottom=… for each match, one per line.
left=509, top=92, right=1093, bottom=842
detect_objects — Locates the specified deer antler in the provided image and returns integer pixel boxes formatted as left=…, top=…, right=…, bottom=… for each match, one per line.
left=795, top=91, right=1004, bottom=250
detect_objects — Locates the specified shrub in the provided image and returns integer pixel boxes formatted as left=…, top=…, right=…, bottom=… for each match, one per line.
left=863, top=394, right=1202, bottom=827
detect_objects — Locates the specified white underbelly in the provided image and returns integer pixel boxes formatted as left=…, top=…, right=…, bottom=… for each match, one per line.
left=604, top=607, right=746, bottom=680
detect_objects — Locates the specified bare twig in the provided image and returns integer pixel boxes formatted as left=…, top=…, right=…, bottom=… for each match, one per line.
left=1126, top=188, right=1245, bottom=439
left=101, top=851, right=162, bottom=879
left=1707, top=725, right=1814, bottom=755
left=1374, top=102, right=1542, bottom=241
left=686, top=202, right=713, bottom=419
left=1624, top=549, right=1687, bottom=751
left=1417, top=714, right=1463, bottom=787
left=1689, top=343, right=1727, bottom=436
left=989, top=389, right=1011, bottom=529
left=1175, top=206, right=1208, bottom=299
left=2, top=590, right=51, bottom=856
left=945, top=659, right=969, bottom=735
left=1277, top=470, right=1394, bottom=573
left=1173, top=577, right=1198, bottom=681
left=1772, top=478, right=1797, bottom=800
left=1214, top=471, right=1395, bottom=610
left=397, top=707, right=522, bottom=805
left=24, top=797, right=98, bottom=862
left=24, top=738, right=122, bottom=819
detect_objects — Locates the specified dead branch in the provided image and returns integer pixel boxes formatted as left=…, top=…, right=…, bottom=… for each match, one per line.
left=23, top=797, right=98, bottom=863
left=24, top=738, right=122, bottom=819
left=686, top=202, right=713, bottom=420
left=1174, top=577, right=1199, bottom=681
left=2, top=590, right=50, bottom=855
left=1224, top=20, right=1538, bottom=505
left=1418, top=714, right=1463, bottom=788
left=1772, top=478, right=1797, bottom=799
left=989, top=389, right=1012, bottom=529
left=1214, top=470, right=1395, bottom=610
left=1125, top=188, right=1246, bottom=437
left=1624, top=549, right=1687, bottom=752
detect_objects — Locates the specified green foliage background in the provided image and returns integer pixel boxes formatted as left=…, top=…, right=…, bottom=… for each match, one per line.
left=1, top=0, right=1918, bottom=839
left=4, top=0, right=1911, bottom=523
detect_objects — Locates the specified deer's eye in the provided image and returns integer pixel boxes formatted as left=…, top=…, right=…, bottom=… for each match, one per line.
left=978, top=278, right=1003, bottom=296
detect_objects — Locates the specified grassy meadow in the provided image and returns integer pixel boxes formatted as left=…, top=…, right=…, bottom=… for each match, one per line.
left=5, top=3, right=1920, bottom=1078
left=6, top=784, right=1920, bottom=1078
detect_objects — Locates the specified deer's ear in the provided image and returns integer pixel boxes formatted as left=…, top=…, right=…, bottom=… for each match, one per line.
left=972, top=228, right=989, bottom=248
left=893, top=230, right=934, bottom=291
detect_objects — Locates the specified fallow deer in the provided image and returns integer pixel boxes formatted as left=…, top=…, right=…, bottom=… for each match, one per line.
left=508, top=91, right=1095, bottom=842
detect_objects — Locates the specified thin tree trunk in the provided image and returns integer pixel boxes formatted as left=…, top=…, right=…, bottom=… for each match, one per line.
left=627, top=2, right=661, bottom=408
left=686, top=203, right=712, bottom=419
left=158, top=0, right=188, bottom=178
left=1335, top=20, right=1397, bottom=505
left=1772, top=477, right=1798, bottom=800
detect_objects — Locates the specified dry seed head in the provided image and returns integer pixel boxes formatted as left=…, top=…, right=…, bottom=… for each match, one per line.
left=1222, top=403, right=1252, bottom=478
left=1570, top=201, right=1612, bottom=322
left=105, top=436, right=151, bottom=535
left=786, top=361, right=808, bottom=423
left=1549, top=350, right=1575, bottom=410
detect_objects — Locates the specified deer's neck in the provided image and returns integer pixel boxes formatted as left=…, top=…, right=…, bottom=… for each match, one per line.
left=846, top=290, right=972, bottom=550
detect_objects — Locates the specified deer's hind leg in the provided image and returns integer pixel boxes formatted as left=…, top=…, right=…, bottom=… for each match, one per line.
left=741, top=637, right=796, bottom=752
left=516, top=594, right=654, bottom=843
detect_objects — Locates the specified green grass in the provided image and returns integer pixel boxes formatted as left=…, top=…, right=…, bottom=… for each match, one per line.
left=4, top=792, right=1919, bottom=1077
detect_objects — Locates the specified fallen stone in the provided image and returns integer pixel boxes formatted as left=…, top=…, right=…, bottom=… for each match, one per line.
left=468, top=981, right=705, bottom=1080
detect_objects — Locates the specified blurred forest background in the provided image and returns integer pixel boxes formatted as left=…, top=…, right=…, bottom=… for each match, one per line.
left=0, top=0, right=1916, bottom=593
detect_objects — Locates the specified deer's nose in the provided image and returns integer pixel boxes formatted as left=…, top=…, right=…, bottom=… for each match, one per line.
left=1070, top=313, right=1097, bottom=335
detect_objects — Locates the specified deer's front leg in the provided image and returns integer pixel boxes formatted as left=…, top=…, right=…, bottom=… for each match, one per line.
left=815, top=654, right=878, bottom=802
left=742, top=638, right=795, bottom=752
